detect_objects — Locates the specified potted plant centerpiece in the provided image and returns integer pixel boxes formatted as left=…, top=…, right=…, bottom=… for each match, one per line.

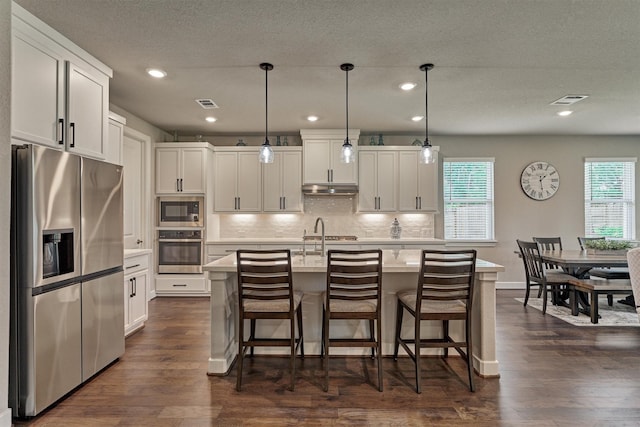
left=584, top=239, right=634, bottom=255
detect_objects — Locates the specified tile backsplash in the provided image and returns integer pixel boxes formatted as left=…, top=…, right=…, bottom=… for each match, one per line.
left=209, top=196, right=434, bottom=240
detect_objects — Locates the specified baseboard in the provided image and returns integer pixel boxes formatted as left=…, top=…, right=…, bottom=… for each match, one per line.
left=496, top=281, right=525, bottom=290
left=0, top=407, right=12, bottom=427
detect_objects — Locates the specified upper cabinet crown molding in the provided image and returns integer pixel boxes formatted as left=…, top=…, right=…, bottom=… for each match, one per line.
left=12, top=2, right=112, bottom=77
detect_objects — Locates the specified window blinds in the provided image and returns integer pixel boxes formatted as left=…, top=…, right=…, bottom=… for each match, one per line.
left=443, top=159, right=494, bottom=240
left=584, top=159, right=636, bottom=239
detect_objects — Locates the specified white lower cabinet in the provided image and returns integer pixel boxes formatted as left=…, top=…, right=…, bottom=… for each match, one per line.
left=155, top=276, right=208, bottom=295
left=124, top=252, right=149, bottom=336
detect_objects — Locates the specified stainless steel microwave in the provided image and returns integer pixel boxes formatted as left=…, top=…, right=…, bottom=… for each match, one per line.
left=157, top=196, right=204, bottom=227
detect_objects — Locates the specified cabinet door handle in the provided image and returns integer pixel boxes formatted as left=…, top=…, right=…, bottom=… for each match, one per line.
left=133, top=277, right=137, bottom=297
left=415, top=197, right=419, bottom=210
left=180, top=178, right=183, bottom=192
left=282, top=197, right=286, bottom=210
left=327, top=169, right=331, bottom=182
left=330, top=169, right=334, bottom=182
left=418, top=196, right=422, bottom=210
left=58, top=118, right=64, bottom=145
left=136, top=239, right=144, bottom=244
left=176, top=179, right=180, bottom=192
left=69, top=122, right=75, bottom=147
left=129, top=278, right=134, bottom=298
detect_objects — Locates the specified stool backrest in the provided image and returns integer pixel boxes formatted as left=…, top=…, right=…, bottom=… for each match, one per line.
left=416, top=249, right=477, bottom=310
left=326, top=249, right=383, bottom=306
left=236, top=249, right=294, bottom=312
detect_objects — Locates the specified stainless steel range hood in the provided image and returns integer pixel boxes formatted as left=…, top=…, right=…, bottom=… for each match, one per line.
left=302, top=183, right=358, bottom=196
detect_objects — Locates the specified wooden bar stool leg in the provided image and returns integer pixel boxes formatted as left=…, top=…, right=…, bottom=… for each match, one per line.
left=297, top=304, right=304, bottom=358
left=376, top=315, right=383, bottom=391
left=369, top=319, right=375, bottom=359
left=443, top=320, right=449, bottom=358
left=393, top=302, right=403, bottom=360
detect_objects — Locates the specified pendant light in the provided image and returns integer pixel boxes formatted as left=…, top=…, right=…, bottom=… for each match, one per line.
left=419, top=63, right=435, bottom=164
left=340, top=63, right=355, bottom=163
left=258, top=62, right=274, bottom=163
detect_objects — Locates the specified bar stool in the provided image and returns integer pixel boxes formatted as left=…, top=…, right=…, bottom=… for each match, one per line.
left=393, top=249, right=476, bottom=393
left=321, top=249, right=383, bottom=392
left=236, top=249, right=304, bottom=391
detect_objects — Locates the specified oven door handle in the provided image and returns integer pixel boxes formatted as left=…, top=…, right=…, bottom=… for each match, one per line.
left=158, top=239, right=203, bottom=243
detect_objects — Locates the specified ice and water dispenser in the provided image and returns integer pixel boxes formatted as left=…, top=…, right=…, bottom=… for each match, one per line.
left=42, top=230, right=74, bottom=278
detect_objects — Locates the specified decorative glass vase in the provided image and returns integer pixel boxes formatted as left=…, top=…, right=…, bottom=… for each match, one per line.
left=390, top=218, right=402, bottom=239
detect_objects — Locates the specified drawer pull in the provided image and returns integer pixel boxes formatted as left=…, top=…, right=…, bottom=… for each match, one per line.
left=172, top=284, right=188, bottom=287
left=125, top=263, right=141, bottom=270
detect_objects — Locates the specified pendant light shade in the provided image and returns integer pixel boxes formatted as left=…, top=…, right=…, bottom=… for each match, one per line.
left=340, top=63, right=355, bottom=164
left=258, top=62, right=274, bottom=164
left=419, top=63, right=435, bottom=164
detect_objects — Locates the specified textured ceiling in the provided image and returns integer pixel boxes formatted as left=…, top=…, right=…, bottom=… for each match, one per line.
left=14, top=0, right=640, bottom=137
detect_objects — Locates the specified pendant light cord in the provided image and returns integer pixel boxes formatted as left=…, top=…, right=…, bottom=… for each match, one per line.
left=265, top=65, right=269, bottom=143
left=420, top=63, right=434, bottom=146
left=424, top=67, right=428, bottom=143
left=345, top=66, right=349, bottom=142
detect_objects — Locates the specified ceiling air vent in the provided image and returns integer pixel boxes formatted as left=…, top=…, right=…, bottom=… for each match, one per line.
left=195, top=98, right=219, bottom=109
left=549, top=95, right=589, bottom=106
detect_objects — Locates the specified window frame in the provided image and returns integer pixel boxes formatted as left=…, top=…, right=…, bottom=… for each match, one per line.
left=584, top=157, right=636, bottom=240
left=442, top=157, right=495, bottom=242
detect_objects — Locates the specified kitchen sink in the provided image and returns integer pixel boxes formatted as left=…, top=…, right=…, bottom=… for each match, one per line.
left=303, top=235, right=358, bottom=241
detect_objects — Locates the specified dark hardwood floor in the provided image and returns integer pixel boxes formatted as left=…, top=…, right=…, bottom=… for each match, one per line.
left=15, top=291, right=640, bottom=426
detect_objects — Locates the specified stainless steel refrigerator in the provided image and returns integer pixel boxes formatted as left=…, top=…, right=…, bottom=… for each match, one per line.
left=10, top=144, right=124, bottom=417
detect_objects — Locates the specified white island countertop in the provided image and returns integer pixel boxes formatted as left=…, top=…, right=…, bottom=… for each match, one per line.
left=205, top=237, right=446, bottom=245
left=204, top=249, right=502, bottom=274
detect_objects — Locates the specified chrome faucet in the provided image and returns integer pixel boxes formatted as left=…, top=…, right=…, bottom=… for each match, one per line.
left=314, top=217, right=325, bottom=257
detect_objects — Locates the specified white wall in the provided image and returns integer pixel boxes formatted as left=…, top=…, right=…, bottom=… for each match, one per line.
left=432, top=135, right=640, bottom=284
left=1, top=0, right=12, bottom=424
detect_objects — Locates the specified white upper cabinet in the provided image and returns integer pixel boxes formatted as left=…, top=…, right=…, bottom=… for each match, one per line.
left=106, top=112, right=126, bottom=166
left=397, top=148, right=439, bottom=212
left=11, top=5, right=111, bottom=160
left=301, top=129, right=359, bottom=184
left=214, top=148, right=262, bottom=212
left=263, top=148, right=302, bottom=212
left=155, top=143, right=207, bottom=194
left=358, top=148, right=397, bottom=212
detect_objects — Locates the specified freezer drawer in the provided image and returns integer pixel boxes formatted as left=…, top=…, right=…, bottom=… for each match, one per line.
left=31, top=283, right=82, bottom=417
left=82, top=271, right=125, bottom=380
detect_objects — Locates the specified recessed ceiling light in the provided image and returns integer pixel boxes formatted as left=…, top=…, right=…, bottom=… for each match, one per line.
left=146, top=68, right=167, bottom=78
left=400, top=82, right=417, bottom=91
left=205, top=116, right=217, bottom=123
left=411, top=115, right=424, bottom=122
left=557, top=110, right=573, bottom=116
left=307, top=115, right=319, bottom=122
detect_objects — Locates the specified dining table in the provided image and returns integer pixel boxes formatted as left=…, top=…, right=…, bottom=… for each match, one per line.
left=540, top=249, right=629, bottom=314
left=540, top=249, right=628, bottom=278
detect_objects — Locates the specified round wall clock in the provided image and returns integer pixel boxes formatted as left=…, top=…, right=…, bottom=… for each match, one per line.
left=520, top=161, right=560, bottom=201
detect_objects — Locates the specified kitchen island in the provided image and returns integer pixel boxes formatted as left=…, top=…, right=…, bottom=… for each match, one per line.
left=203, top=249, right=504, bottom=378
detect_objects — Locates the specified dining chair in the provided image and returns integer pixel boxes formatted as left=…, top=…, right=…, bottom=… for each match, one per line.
left=626, top=247, right=640, bottom=322
left=236, top=249, right=304, bottom=391
left=517, top=239, right=576, bottom=314
left=533, top=236, right=563, bottom=251
left=321, top=249, right=383, bottom=392
left=393, top=249, right=476, bottom=393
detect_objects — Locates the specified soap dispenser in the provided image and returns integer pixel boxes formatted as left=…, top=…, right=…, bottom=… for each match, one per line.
left=390, top=218, right=402, bottom=239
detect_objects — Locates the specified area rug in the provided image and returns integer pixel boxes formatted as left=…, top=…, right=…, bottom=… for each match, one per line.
left=515, top=296, right=640, bottom=327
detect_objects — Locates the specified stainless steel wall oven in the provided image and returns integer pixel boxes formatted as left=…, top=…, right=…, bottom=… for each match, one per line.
left=157, top=229, right=203, bottom=274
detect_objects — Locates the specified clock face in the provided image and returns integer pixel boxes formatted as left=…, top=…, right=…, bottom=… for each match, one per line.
left=520, top=161, right=560, bottom=200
